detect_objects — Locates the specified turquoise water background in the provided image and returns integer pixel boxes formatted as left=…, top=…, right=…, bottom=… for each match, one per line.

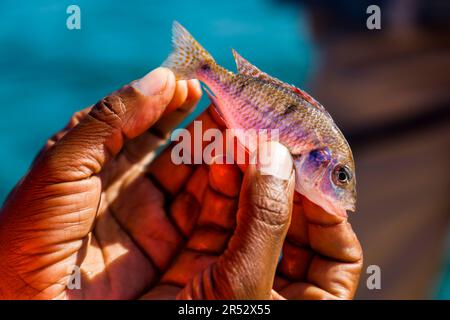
left=0, top=0, right=312, bottom=203
left=1, top=0, right=449, bottom=299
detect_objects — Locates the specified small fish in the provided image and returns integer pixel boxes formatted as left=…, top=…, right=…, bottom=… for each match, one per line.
left=163, top=21, right=356, bottom=217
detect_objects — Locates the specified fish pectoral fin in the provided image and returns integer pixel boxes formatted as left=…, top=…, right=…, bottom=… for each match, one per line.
left=202, top=85, right=219, bottom=106
left=231, top=49, right=326, bottom=112
left=202, top=85, right=228, bottom=126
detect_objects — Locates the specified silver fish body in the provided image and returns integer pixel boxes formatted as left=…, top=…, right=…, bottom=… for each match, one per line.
left=163, top=21, right=356, bottom=217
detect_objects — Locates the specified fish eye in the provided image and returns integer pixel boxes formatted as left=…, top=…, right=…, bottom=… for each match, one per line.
left=332, top=165, right=352, bottom=185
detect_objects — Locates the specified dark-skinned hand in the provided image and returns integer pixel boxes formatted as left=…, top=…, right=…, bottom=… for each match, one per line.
left=0, top=68, right=362, bottom=299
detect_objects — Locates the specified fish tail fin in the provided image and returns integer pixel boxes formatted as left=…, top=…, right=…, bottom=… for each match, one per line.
left=162, top=21, right=215, bottom=80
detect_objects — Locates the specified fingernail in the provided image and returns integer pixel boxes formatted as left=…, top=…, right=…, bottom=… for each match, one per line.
left=253, top=141, right=293, bottom=180
left=134, top=67, right=170, bottom=96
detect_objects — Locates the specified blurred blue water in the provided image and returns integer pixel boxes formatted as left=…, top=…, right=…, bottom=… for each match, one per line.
left=1, top=0, right=450, bottom=300
left=0, top=0, right=313, bottom=203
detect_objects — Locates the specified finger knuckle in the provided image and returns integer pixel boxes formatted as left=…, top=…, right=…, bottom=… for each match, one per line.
left=247, top=186, right=291, bottom=227
left=90, top=94, right=126, bottom=129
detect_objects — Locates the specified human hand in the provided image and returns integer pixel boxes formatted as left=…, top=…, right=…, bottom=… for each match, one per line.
left=0, top=68, right=362, bottom=299
left=141, top=109, right=363, bottom=300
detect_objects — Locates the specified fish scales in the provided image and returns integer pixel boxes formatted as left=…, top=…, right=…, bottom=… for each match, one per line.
left=163, top=21, right=356, bottom=217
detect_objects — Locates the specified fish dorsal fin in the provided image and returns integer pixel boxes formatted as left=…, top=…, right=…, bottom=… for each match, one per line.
left=232, top=48, right=268, bottom=79
left=232, top=49, right=326, bottom=112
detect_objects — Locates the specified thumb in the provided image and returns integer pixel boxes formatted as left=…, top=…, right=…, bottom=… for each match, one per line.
left=36, top=67, right=176, bottom=183
left=179, top=142, right=295, bottom=299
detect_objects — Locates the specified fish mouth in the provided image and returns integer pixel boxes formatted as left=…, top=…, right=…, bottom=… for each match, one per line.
left=335, top=208, right=349, bottom=218
left=320, top=200, right=349, bottom=218
left=346, top=204, right=356, bottom=213
left=320, top=206, right=348, bottom=218
left=299, top=189, right=353, bottom=219
left=326, top=202, right=354, bottom=218
left=325, top=197, right=355, bottom=218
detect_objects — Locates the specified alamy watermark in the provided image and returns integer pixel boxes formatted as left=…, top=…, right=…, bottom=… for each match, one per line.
left=64, top=5, right=380, bottom=33
left=170, top=121, right=280, bottom=171
left=366, top=5, right=381, bottom=30
left=67, top=265, right=81, bottom=290
left=366, top=264, right=381, bottom=290
left=66, top=5, right=81, bottom=30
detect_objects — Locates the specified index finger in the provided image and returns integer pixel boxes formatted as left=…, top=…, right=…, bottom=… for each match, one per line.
left=278, top=195, right=363, bottom=299
left=302, top=197, right=362, bottom=262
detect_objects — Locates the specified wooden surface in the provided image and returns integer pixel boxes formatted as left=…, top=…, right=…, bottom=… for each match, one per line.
left=310, top=30, right=450, bottom=299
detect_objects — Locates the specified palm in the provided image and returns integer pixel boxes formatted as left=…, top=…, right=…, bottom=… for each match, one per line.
left=64, top=110, right=239, bottom=299
left=66, top=109, right=361, bottom=300
left=0, top=73, right=361, bottom=299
